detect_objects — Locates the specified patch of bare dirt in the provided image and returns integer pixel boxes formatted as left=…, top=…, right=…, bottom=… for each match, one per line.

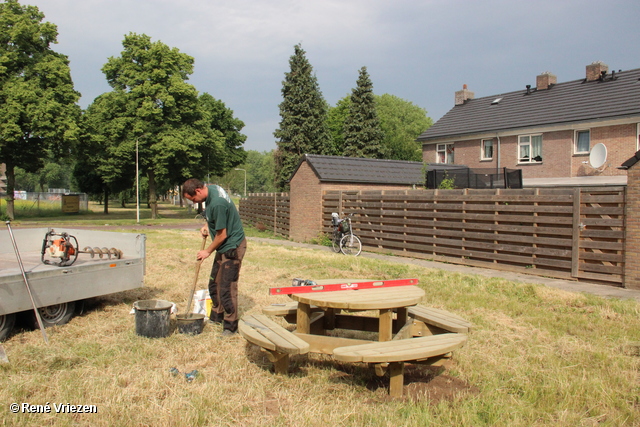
left=366, top=365, right=479, bottom=404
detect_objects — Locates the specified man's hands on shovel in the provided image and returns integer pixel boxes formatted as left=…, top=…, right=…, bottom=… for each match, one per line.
left=196, top=226, right=227, bottom=261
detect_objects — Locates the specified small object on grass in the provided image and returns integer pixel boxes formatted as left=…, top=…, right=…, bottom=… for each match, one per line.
left=185, top=370, right=199, bottom=382
left=169, top=367, right=180, bottom=376
left=0, top=344, right=8, bottom=364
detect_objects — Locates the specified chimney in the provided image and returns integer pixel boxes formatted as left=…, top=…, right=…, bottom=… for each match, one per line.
left=586, top=61, right=609, bottom=81
left=455, top=84, right=474, bottom=105
left=536, top=71, right=557, bottom=90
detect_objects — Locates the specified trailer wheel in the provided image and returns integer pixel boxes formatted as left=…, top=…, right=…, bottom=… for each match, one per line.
left=30, top=301, right=76, bottom=328
left=0, top=314, right=16, bottom=341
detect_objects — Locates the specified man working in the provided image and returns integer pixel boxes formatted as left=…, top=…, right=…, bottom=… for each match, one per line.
left=182, top=178, right=247, bottom=336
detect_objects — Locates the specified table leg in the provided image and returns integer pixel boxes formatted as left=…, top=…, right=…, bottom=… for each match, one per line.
left=389, top=362, right=404, bottom=397
left=266, top=351, right=290, bottom=375
left=323, top=308, right=336, bottom=331
left=379, top=309, right=393, bottom=342
left=296, top=302, right=311, bottom=334
left=396, top=307, right=408, bottom=332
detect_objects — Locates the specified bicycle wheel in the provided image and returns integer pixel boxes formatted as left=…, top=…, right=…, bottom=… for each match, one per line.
left=340, top=234, right=362, bottom=256
left=331, top=231, right=342, bottom=253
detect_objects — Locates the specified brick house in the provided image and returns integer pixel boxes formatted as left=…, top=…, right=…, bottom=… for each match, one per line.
left=288, top=154, right=424, bottom=241
left=418, top=62, right=640, bottom=186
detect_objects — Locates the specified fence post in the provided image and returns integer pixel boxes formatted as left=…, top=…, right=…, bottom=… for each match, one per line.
left=624, top=165, right=640, bottom=288
left=273, top=193, right=277, bottom=236
left=571, top=187, right=581, bottom=278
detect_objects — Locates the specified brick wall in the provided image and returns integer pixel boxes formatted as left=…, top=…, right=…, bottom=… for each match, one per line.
left=289, top=160, right=417, bottom=242
left=289, top=161, right=322, bottom=242
left=586, top=124, right=636, bottom=176
left=422, top=122, right=638, bottom=179
left=624, top=164, right=640, bottom=289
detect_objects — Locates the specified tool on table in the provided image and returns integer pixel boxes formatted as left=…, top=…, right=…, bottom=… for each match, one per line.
left=184, top=236, right=208, bottom=316
left=0, top=344, right=8, bottom=364
left=269, top=278, right=419, bottom=295
left=41, top=229, right=123, bottom=267
left=6, top=221, right=49, bottom=344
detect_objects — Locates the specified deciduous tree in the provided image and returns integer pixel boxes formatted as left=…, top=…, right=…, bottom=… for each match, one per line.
left=90, top=33, right=226, bottom=218
left=328, top=93, right=432, bottom=161
left=0, top=0, right=81, bottom=219
left=199, top=93, right=247, bottom=175
left=376, top=94, right=433, bottom=161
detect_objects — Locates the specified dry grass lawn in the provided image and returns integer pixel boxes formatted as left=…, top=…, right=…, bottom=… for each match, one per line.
left=1, top=228, right=640, bottom=426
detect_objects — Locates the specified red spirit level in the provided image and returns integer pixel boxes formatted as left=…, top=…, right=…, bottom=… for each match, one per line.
left=268, top=278, right=419, bottom=296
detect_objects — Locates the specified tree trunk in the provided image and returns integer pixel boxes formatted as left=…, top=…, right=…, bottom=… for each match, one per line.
left=103, top=187, right=109, bottom=214
left=148, top=170, right=158, bottom=219
left=179, top=185, right=184, bottom=208
left=4, top=162, right=15, bottom=220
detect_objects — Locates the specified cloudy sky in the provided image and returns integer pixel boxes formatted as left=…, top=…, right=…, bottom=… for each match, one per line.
left=25, top=0, right=640, bottom=152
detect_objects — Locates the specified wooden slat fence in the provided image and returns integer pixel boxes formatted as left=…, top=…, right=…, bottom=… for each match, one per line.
left=238, top=193, right=290, bottom=238
left=324, top=187, right=625, bottom=285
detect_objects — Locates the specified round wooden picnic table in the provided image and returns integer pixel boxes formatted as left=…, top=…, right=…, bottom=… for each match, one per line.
left=290, top=283, right=425, bottom=341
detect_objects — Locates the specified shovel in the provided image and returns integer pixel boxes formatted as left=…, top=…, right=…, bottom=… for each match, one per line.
left=184, top=235, right=208, bottom=317
left=5, top=221, right=49, bottom=344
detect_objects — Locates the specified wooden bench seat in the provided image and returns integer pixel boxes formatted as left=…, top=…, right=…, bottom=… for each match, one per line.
left=332, top=333, right=467, bottom=363
left=408, top=305, right=472, bottom=334
left=239, top=314, right=310, bottom=374
left=262, top=302, right=321, bottom=317
left=332, top=333, right=467, bottom=397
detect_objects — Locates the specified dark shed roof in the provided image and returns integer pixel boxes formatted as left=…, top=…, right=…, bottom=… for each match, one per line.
left=619, top=150, right=640, bottom=170
left=418, top=67, right=640, bottom=142
left=292, top=154, right=427, bottom=185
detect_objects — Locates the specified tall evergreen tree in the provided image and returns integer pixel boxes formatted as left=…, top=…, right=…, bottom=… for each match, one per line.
left=273, top=44, right=331, bottom=190
left=343, top=67, right=384, bottom=158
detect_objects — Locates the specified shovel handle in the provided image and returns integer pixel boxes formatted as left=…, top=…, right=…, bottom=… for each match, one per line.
left=184, top=235, right=207, bottom=316
left=6, top=221, right=49, bottom=344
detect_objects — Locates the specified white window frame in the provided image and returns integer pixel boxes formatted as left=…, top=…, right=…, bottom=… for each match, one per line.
left=481, top=139, right=494, bottom=160
left=574, top=130, right=590, bottom=154
left=518, top=134, right=543, bottom=163
left=436, top=143, right=454, bottom=164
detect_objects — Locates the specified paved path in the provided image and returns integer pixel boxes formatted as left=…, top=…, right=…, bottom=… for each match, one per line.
left=248, top=237, right=640, bottom=303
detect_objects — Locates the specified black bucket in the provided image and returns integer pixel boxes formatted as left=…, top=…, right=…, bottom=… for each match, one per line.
left=176, top=313, right=206, bottom=335
left=133, top=300, right=173, bottom=338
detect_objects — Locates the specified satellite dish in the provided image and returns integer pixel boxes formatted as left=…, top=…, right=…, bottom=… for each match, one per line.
left=589, top=143, right=607, bottom=169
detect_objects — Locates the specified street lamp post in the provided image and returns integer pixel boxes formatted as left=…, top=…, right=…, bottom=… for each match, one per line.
left=136, top=135, right=147, bottom=223
left=136, top=137, right=140, bottom=223
left=235, top=168, right=246, bottom=197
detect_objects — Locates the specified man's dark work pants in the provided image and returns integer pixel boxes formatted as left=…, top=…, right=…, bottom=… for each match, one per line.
left=207, top=238, right=247, bottom=333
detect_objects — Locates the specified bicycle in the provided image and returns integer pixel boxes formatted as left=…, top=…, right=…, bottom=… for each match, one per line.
left=330, top=212, right=362, bottom=256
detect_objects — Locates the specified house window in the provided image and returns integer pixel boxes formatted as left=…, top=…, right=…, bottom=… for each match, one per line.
left=575, top=130, right=590, bottom=154
left=518, top=134, right=542, bottom=163
left=437, top=143, right=454, bottom=164
left=481, top=139, right=494, bottom=160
